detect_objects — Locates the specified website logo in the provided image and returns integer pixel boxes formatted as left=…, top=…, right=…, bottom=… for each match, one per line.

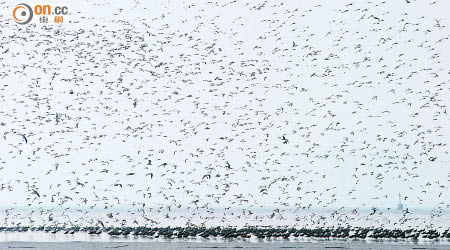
left=12, top=3, right=33, bottom=25
left=12, top=3, right=68, bottom=25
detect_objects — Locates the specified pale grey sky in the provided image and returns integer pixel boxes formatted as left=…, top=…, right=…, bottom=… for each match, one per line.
left=0, top=0, right=450, bottom=228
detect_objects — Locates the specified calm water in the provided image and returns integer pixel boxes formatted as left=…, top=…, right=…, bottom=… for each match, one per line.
left=1, top=232, right=449, bottom=250
left=1, top=241, right=449, bottom=250
left=1, top=230, right=449, bottom=250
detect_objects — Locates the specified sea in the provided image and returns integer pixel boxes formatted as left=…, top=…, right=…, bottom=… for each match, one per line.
left=1, top=208, right=450, bottom=249
left=1, top=232, right=450, bottom=250
left=1, top=240, right=449, bottom=250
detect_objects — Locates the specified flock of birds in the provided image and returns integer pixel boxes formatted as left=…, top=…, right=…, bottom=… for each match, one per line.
left=0, top=0, right=450, bottom=236
left=0, top=225, right=449, bottom=240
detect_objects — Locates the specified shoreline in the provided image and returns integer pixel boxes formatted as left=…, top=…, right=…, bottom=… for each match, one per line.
left=0, top=226, right=449, bottom=242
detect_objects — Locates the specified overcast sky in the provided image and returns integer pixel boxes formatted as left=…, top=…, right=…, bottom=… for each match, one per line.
left=1, top=0, right=450, bottom=227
